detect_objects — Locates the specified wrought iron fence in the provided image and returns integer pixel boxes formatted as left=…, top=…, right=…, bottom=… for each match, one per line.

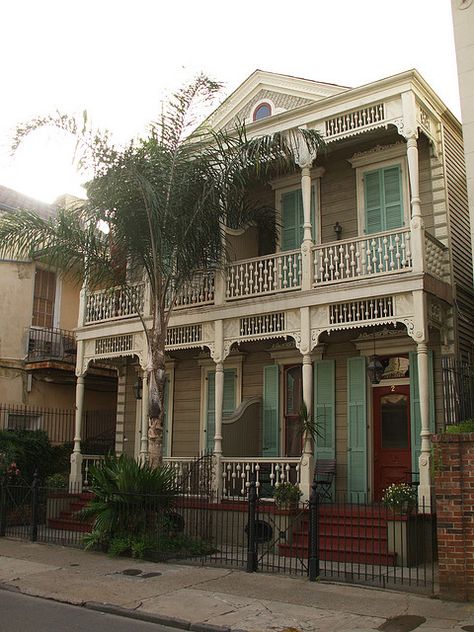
left=0, top=404, right=116, bottom=449
left=0, top=467, right=437, bottom=593
left=442, top=357, right=474, bottom=425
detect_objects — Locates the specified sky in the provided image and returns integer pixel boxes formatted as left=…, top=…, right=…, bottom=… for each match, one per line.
left=0, top=0, right=460, bottom=204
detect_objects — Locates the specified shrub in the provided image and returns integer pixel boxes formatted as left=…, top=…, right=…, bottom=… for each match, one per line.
left=445, top=420, right=474, bottom=434
left=273, top=482, right=302, bottom=508
left=0, top=430, right=55, bottom=483
left=46, top=472, right=69, bottom=489
left=382, top=483, right=417, bottom=511
left=81, top=454, right=179, bottom=547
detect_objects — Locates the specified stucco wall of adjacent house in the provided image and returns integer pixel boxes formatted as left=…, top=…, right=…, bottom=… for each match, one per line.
left=0, top=261, right=35, bottom=360
left=59, top=277, right=80, bottom=331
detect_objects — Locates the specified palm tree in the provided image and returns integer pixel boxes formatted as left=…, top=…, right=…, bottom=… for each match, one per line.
left=0, top=74, right=325, bottom=466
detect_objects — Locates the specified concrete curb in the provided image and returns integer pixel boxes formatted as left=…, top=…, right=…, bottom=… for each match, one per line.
left=0, top=583, right=233, bottom=632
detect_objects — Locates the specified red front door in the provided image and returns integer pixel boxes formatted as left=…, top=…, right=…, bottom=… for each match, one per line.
left=373, top=385, right=411, bottom=501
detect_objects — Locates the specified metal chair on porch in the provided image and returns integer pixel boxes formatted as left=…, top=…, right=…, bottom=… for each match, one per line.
left=313, top=459, right=336, bottom=502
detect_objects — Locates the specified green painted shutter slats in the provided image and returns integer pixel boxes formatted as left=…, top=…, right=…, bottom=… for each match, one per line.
left=206, top=369, right=237, bottom=453
left=281, top=190, right=303, bottom=251
left=364, top=171, right=383, bottom=234
left=206, top=372, right=216, bottom=453
left=263, top=365, right=280, bottom=456
left=409, top=351, right=435, bottom=474
left=364, top=165, right=403, bottom=234
left=347, top=357, right=368, bottom=501
left=162, top=378, right=170, bottom=457
left=314, top=360, right=336, bottom=461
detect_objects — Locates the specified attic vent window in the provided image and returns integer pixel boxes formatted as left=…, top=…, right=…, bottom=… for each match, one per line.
left=253, top=102, right=272, bottom=121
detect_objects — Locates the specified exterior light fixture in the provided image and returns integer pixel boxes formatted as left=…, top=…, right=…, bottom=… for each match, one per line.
left=134, top=376, right=143, bottom=400
left=367, top=355, right=384, bottom=384
left=333, top=221, right=342, bottom=240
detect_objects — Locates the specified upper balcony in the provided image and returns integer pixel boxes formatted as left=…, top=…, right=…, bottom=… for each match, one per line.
left=82, top=227, right=448, bottom=327
left=25, top=327, right=77, bottom=366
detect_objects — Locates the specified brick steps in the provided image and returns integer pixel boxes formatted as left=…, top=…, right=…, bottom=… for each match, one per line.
left=47, top=494, right=94, bottom=533
left=279, top=504, right=397, bottom=566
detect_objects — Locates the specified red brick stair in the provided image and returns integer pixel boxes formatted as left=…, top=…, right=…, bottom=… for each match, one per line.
left=48, top=492, right=94, bottom=533
left=279, top=504, right=397, bottom=566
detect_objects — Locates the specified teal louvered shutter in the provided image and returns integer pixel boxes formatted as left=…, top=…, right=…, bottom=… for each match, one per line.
left=206, top=369, right=236, bottom=453
left=409, top=351, right=435, bottom=474
left=162, top=378, right=170, bottom=457
left=383, top=166, right=404, bottom=230
left=281, top=190, right=304, bottom=251
left=364, top=171, right=383, bottom=234
left=347, top=357, right=368, bottom=502
left=364, top=166, right=403, bottom=234
left=206, top=372, right=216, bottom=453
left=314, top=360, right=336, bottom=461
left=263, top=365, right=280, bottom=456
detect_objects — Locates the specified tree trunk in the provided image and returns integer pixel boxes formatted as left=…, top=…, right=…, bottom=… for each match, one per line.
left=147, top=316, right=167, bottom=468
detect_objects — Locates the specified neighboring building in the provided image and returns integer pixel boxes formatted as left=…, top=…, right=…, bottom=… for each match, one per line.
left=0, top=185, right=116, bottom=445
left=71, top=70, right=473, bottom=506
left=451, top=0, right=474, bottom=278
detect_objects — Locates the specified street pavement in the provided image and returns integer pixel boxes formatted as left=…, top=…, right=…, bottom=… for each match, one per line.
left=0, top=538, right=473, bottom=632
left=0, top=590, right=179, bottom=632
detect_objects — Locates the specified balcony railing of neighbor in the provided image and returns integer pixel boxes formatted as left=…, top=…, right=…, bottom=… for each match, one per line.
left=26, top=327, right=76, bottom=363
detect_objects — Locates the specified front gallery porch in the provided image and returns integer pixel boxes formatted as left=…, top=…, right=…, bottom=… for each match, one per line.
left=74, top=324, right=441, bottom=508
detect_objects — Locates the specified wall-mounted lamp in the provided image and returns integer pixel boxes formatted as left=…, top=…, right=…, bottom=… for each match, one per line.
left=367, top=356, right=384, bottom=384
left=134, top=376, right=143, bottom=400
left=333, top=221, right=342, bottom=240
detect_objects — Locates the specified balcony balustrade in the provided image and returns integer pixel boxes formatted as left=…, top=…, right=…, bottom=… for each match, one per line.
left=26, top=327, right=77, bottom=363
left=83, top=228, right=447, bottom=325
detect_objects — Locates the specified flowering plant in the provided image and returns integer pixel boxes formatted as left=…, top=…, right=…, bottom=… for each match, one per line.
left=382, top=483, right=417, bottom=511
left=0, top=450, right=21, bottom=481
left=273, top=482, right=302, bottom=508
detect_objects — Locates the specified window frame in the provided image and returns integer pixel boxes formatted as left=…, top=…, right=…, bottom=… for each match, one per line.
left=31, top=265, right=62, bottom=330
left=274, top=175, right=322, bottom=252
left=353, top=148, right=410, bottom=236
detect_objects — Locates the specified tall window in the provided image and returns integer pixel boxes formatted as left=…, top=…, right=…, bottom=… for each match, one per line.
left=32, top=268, right=56, bottom=328
left=364, top=165, right=404, bottom=234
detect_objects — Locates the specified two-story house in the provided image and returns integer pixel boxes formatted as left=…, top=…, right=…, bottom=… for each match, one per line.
left=70, top=69, right=473, bottom=505
left=0, top=185, right=117, bottom=446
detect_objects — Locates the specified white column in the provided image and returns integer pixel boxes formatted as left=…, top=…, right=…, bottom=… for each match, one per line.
left=69, top=374, right=85, bottom=491
left=301, top=166, right=313, bottom=291
left=139, top=372, right=149, bottom=462
left=417, top=342, right=432, bottom=510
left=300, top=354, right=314, bottom=502
left=214, top=362, right=224, bottom=457
left=406, top=135, right=425, bottom=274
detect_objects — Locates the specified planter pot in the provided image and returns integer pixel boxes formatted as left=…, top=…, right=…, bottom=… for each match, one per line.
left=387, top=515, right=435, bottom=567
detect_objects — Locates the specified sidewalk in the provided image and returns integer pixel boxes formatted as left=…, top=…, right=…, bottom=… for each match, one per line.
left=0, top=539, right=473, bottom=632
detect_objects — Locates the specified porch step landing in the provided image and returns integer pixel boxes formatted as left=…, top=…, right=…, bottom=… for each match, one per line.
left=278, top=505, right=397, bottom=566
left=47, top=493, right=94, bottom=533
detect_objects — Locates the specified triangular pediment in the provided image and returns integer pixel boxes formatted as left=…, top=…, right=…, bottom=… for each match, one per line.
left=202, top=70, right=350, bottom=132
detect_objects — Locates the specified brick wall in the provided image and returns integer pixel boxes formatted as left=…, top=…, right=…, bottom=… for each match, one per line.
left=432, top=432, right=474, bottom=600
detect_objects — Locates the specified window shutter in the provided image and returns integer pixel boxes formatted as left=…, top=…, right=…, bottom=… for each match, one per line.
left=206, top=369, right=236, bottom=453
left=383, top=166, right=404, bottom=230
left=364, top=166, right=404, bottom=234
left=262, top=365, right=280, bottom=456
left=364, top=171, right=383, bottom=234
left=314, top=360, right=336, bottom=461
left=206, top=372, right=216, bottom=453
left=162, top=378, right=170, bottom=457
left=409, top=351, right=435, bottom=474
left=281, top=190, right=303, bottom=251
left=347, top=357, right=368, bottom=501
